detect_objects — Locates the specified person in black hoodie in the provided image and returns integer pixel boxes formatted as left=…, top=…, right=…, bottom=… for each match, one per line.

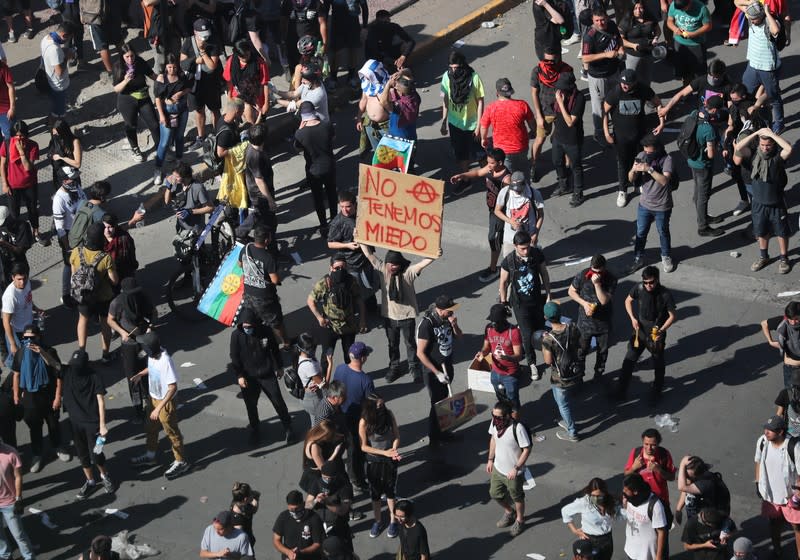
left=230, top=307, right=294, bottom=444
left=62, top=349, right=115, bottom=499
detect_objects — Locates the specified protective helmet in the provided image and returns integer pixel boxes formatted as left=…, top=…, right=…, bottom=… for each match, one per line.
left=297, top=35, right=316, bottom=56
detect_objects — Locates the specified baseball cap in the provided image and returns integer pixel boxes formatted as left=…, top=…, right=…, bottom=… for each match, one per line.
left=764, top=415, right=786, bottom=432
left=435, top=295, right=459, bottom=312
left=620, top=69, right=637, bottom=85
left=496, top=78, right=514, bottom=97
left=349, top=341, right=373, bottom=359
left=0, top=206, right=9, bottom=227
left=214, top=510, right=233, bottom=527
left=193, top=18, right=212, bottom=38
left=299, top=100, right=320, bottom=121
left=573, top=539, right=596, bottom=557
left=138, top=332, right=162, bottom=357
left=488, top=304, right=508, bottom=322
left=543, top=301, right=561, bottom=321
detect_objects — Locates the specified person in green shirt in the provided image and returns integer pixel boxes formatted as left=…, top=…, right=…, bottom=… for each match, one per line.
left=440, top=51, right=485, bottom=196
left=687, top=96, right=726, bottom=237
left=667, top=0, right=711, bottom=86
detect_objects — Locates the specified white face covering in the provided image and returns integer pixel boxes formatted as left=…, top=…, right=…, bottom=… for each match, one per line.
left=196, top=31, right=211, bottom=41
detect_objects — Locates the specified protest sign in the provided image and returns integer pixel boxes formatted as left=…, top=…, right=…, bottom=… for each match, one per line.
left=354, top=164, right=444, bottom=258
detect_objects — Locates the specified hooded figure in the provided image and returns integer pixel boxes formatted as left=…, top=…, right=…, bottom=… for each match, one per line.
left=385, top=250, right=411, bottom=304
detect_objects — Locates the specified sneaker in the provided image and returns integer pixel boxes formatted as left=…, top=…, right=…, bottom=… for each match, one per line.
left=35, top=233, right=51, bottom=247
left=531, top=365, right=542, bottom=381
left=478, top=267, right=500, bottom=283
left=130, top=452, right=157, bottom=467
left=706, top=214, right=724, bottom=225
left=76, top=480, right=97, bottom=499
left=556, top=430, right=579, bottom=442
left=552, top=184, right=570, bottom=197
left=387, top=521, right=399, bottom=538
left=561, top=46, right=569, bottom=54
left=187, top=136, right=204, bottom=151
left=8, top=31, right=16, bottom=43
left=732, top=201, right=750, bottom=216
left=24, top=27, right=33, bottom=40
left=779, top=258, right=791, bottom=274
left=30, top=456, right=42, bottom=473
left=569, top=193, right=585, bottom=207
left=284, top=428, right=295, bottom=444
left=661, top=255, right=674, bottom=273
left=131, top=148, right=144, bottom=163
left=101, top=474, right=115, bottom=494
left=68, top=57, right=78, bottom=68
left=557, top=420, right=568, bottom=430
left=57, top=449, right=71, bottom=462
left=579, top=69, right=588, bottom=81
left=626, top=257, right=643, bottom=275
left=164, top=460, right=190, bottom=479
left=153, top=169, right=163, bottom=187
left=496, top=511, right=515, bottom=528
left=562, top=33, right=581, bottom=45
left=697, top=226, right=724, bottom=237
left=616, top=190, right=628, bottom=208
left=369, top=521, right=383, bottom=538
left=509, top=520, right=524, bottom=537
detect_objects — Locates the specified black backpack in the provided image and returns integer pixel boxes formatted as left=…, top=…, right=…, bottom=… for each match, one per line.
left=767, top=20, right=788, bottom=51
left=546, top=324, right=582, bottom=383
left=677, top=111, right=701, bottom=160
left=201, top=132, right=225, bottom=176
left=511, top=420, right=534, bottom=449
left=283, top=358, right=311, bottom=400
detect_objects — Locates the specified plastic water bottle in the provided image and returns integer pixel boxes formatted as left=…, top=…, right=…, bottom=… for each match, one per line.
left=135, top=204, right=146, bottom=228
left=93, top=435, right=106, bottom=455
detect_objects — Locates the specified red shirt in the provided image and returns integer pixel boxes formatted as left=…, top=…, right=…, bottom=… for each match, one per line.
left=624, top=446, right=676, bottom=503
left=484, top=325, right=522, bottom=375
left=0, top=138, right=39, bottom=189
left=480, top=98, right=534, bottom=154
left=223, top=57, right=270, bottom=107
left=0, top=63, right=12, bottom=114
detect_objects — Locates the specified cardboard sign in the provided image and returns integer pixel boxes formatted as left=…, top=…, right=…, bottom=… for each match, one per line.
left=435, top=388, right=477, bottom=432
left=355, top=164, right=444, bottom=259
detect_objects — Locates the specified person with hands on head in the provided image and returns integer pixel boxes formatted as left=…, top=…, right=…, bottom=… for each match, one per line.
left=0, top=437, right=35, bottom=559
left=200, top=510, right=254, bottom=559
left=676, top=455, right=731, bottom=522
left=272, top=490, right=325, bottom=560
left=416, top=295, right=463, bottom=445
left=562, top=479, right=621, bottom=560
left=62, top=349, right=114, bottom=499
left=378, top=69, right=421, bottom=143
left=760, top=301, right=800, bottom=389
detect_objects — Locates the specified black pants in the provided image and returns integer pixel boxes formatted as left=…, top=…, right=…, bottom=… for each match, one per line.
left=22, top=387, right=61, bottom=456
left=588, top=533, right=613, bottom=560
left=731, top=162, right=748, bottom=202
left=615, top=138, right=640, bottom=191
left=116, top=94, right=160, bottom=151
left=8, top=185, right=39, bottom=230
left=691, top=166, right=713, bottom=229
left=551, top=140, right=584, bottom=194
left=578, top=330, right=611, bottom=377
left=345, top=413, right=366, bottom=487
left=71, top=420, right=105, bottom=469
left=618, top=331, right=667, bottom=395
left=385, top=317, right=419, bottom=375
left=424, top=361, right=453, bottom=441
left=307, top=171, right=338, bottom=227
left=512, top=302, right=545, bottom=366
left=61, top=1, right=84, bottom=59
left=120, top=341, right=147, bottom=415
left=322, top=329, right=356, bottom=367
left=241, top=375, right=292, bottom=430
left=0, top=393, right=17, bottom=448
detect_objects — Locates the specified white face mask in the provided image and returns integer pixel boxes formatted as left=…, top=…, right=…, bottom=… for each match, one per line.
left=196, top=31, right=211, bottom=41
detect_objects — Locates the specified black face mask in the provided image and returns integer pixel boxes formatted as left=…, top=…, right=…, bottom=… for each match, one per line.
left=625, top=491, right=648, bottom=507
left=644, top=151, right=660, bottom=164
left=330, top=269, right=347, bottom=284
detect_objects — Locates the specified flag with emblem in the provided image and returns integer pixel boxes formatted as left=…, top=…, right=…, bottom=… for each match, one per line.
left=197, top=242, right=245, bottom=326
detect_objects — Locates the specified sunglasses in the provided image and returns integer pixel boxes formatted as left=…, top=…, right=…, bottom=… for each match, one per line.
left=643, top=280, right=656, bottom=286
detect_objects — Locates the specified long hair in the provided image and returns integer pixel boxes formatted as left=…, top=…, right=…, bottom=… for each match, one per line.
left=51, top=118, right=76, bottom=158
left=305, top=419, right=340, bottom=446
left=361, top=393, right=392, bottom=435
left=581, top=477, right=618, bottom=515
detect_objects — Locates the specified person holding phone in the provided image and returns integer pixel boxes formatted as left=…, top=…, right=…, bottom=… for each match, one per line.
left=476, top=304, right=523, bottom=412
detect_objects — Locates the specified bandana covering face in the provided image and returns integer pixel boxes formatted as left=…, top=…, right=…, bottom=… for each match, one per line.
left=359, top=59, right=389, bottom=97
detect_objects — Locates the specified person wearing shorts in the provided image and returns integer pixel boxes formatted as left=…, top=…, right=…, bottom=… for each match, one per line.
left=487, top=400, right=530, bottom=537
left=69, top=223, right=117, bottom=363
left=755, top=415, right=800, bottom=558
left=1, top=0, right=34, bottom=43
left=180, top=17, right=222, bottom=147
left=88, top=0, right=123, bottom=74
left=530, top=47, right=573, bottom=181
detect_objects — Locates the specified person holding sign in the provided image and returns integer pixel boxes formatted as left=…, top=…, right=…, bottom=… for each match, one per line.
left=416, top=295, right=463, bottom=446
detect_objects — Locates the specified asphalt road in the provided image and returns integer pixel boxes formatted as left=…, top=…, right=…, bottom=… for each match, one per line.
left=9, top=0, right=800, bottom=558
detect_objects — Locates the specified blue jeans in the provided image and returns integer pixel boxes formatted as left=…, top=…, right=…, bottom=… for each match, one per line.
left=0, top=113, right=13, bottom=144
left=784, top=364, right=798, bottom=390
left=743, top=64, right=783, bottom=132
left=634, top=205, right=672, bottom=258
left=490, top=369, right=520, bottom=411
left=155, top=109, right=188, bottom=169
left=552, top=386, right=577, bottom=436
left=0, top=504, right=35, bottom=560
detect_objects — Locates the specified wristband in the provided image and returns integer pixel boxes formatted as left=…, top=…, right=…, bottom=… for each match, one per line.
left=488, top=457, right=495, bottom=461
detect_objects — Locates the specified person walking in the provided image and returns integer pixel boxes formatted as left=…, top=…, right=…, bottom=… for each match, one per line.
left=394, top=500, right=430, bottom=560
left=494, top=171, right=546, bottom=255
left=568, top=254, right=617, bottom=382
left=40, top=23, right=75, bottom=126
left=0, top=439, right=35, bottom=559
left=229, top=307, right=294, bottom=445
left=581, top=9, right=624, bottom=145
left=294, top=333, right=328, bottom=425
left=128, top=332, right=190, bottom=480
left=294, top=101, right=337, bottom=235
left=180, top=18, right=223, bottom=150
left=480, top=78, right=534, bottom=178
left=617, top=266, right=677, bottom=402
left=361, top=246, right=436, bottom=383
left=487, top=400, right=531, bottom=537
left=2, top=263, right=41, bottom=368
left=562, top=478, right=621, bottom=560
left=239, top=225, right=287, bottom=346
left=61, top=349, right=115, bottom=499
left=551, top=72, right=586, bottom=207
left=476, top=304, right=523, bottom=411
left=112, top=43, right=160, bottom=163
left=542, top=301, right=582, bottom=442
left=530, top=48, right=574, bottom=182
left=417, top=295, right=463, bottom=445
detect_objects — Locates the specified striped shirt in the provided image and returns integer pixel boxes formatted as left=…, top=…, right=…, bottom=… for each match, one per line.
left=747, top=21, right=779, bottom=71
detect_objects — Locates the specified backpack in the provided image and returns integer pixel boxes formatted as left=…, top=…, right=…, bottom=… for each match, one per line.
left=70, top=248, right=105, bottom=305
left=546, top=324, right=582, bottom=383
left=68, top=200, right=103, bottom=249
left=80, top=0, right=105, bottom=25
left=223, top=0, right=247, bottom=46
left=202, top=125, right=231, bottom=176
left=511, top=420, right=534, bottom=449
left=645, top=494, right=662, bottom=521
left=759, top=435, right=798, bottom=467
left=767, top=20, right=788, bottom=52
left=676, top=110, right=701, bottom=160
left=283, top=358, right=311, bottom=400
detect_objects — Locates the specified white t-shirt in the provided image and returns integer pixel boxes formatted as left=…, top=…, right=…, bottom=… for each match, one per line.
left=147, top=352, right=179, bottom=400
left=1, top=281, right=33, bottom=333
left=488, top=420, right=531, bottom=477
left=765, top=442, right=789, bottom=504
left=623, top=495, right=666, bottom=560
left=298, top=357, right=321, bottom=387
left=52, top=187, right=86, bottom=236
left=41, top=35, right=69, bottom=92
left=496, top=184, right=545, bottom=242
left=298, top=83, right=330, bottom=122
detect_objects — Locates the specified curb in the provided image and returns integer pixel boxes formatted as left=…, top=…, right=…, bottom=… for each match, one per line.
left=388, top=0, right=420, bottom=17
left=412, top=0, right=527, bottom=62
